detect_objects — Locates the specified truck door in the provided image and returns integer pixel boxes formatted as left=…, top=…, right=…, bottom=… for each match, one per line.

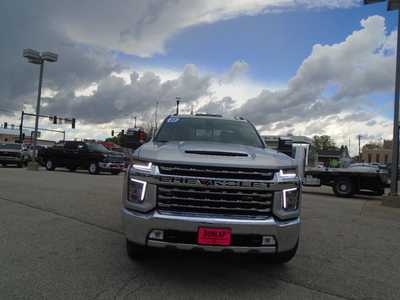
left=64, top=141, right=78, bottom=168
left=77, top=142, right=91, bottom=169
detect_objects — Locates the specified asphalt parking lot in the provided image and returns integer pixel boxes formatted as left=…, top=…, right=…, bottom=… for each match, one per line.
left=0, top=167, right=399, bottom=300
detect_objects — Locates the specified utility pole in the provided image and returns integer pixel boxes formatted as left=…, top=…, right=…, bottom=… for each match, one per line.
left=348, top=136, right=351, bottom=154
left=154, top=101, right=159, bottom=131
left=358, top=135, right=361, bottom=162
left=19, top=111, right=24, bottom=142
left=134, top=116, right=137, bottom=128
left=391, top=8, right=400, bottom=195
left=363, top=0, right=400, bottom=203
left=176, top=96, right=181, bottom=115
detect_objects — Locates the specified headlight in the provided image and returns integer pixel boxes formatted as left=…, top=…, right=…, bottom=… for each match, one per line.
left=282, top=188, right=299, bottom=210
left=273, top=187, right=301, bottom=220
left=132, top=161, right=153, bottom=172
left=278, top=168, right=297, bottom=179
left=125, top=160, right=157, bottom=211
left=128, top=178, right=147, bottom=203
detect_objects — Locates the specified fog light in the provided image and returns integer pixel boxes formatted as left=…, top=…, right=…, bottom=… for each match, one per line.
left=149, top=230, right=164, bottom=240
left=262, top=236, right=276, bottom=246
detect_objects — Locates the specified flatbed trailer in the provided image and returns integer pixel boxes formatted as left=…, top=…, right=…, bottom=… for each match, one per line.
left=304, top=167, right=390, bottom=197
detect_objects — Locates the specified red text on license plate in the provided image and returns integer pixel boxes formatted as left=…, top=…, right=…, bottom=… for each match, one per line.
left=197, top=227, right=231, bottom=246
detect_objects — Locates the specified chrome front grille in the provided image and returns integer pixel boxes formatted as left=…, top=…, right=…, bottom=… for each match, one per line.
left=0, top=151, right=20, bottom=158
left=158, top=164, right=276, bottom=180
left=107, top=155, right=124, bottom=163
left=157, top=185, right=273, bottom=218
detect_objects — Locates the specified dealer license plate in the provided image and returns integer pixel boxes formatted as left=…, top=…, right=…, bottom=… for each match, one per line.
left=197, top=227, right=231, bottom=246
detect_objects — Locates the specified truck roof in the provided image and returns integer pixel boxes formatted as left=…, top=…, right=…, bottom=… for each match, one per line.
left=170, top=114, right=247, bottom=121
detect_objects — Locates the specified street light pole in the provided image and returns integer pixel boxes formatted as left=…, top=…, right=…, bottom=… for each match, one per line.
left=23, top=49, right=58, bottom=170
left=390, top=8, right=400, bottom=195
left=32, top=62, right=44, bottom=162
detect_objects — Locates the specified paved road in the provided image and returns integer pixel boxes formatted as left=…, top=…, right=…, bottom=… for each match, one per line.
left=0, top=167, right=399, bottom=300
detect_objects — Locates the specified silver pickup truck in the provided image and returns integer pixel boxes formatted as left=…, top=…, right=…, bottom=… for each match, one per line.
left=121, top=114, right=302, bottom=263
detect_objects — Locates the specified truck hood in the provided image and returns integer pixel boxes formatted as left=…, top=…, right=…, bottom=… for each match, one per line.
left=135, top=141, right=295, bottom=169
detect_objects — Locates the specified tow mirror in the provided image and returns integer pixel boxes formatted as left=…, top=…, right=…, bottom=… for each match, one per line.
left=292, top=143, right=309, bottom=182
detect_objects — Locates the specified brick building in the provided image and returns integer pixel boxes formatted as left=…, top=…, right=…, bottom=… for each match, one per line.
left=361, top=140, right=392, bottom=164
left=0, top=127, right=29, bottom=143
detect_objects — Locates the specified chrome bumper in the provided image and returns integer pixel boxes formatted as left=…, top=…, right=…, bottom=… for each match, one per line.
left=121, top=208, right=300, bottom=254
left=0, top=157, right=21, bottom=162
left=99, top=162, right=125, bottom=170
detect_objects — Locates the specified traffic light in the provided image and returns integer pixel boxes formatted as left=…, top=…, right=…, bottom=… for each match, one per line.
left=53, top=115, right=57, bottom=124
left=3, top=122, right=7, bottom=129
left=111, top=130, right=114, bottom=136
left=71, top=118, right=76, bottom=129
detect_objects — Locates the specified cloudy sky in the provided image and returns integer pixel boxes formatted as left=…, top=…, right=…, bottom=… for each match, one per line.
left=0, top=0, right=398, bottom=154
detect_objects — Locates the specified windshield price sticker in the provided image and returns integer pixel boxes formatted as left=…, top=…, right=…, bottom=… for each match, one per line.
left=167, top=117, right=180, bottom=123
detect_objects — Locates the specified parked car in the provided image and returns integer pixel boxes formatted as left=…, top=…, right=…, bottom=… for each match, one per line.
left=97, top=141, right=130, bottom=167
left=0, top=143, right=28, bottom=167
left=38, top=141, right=125, bottom=175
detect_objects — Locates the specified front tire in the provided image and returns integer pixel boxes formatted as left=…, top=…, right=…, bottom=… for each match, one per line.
left=88, top=162, right=99, bottom=175
left=45, top=160, right=55, bottom=171
left=126, top=239, right=149, bottom=260
left=333, top=178, right=355, bottom=198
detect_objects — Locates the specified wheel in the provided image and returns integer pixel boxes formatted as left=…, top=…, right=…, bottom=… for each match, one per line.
left=17, top=163, right=23, bottom=168
left=111, top=171, right=120, bottom=175
left=273, top=240, right=299, bottom=264
left=2, top=163, right=7, bottom=167
left=333, top=178, right=355, bottom=198
left=126, top=239, right=149, bottom=260
left=45, top=160, right=55, bottom=171
left=88, top=162, right=99, bottom=175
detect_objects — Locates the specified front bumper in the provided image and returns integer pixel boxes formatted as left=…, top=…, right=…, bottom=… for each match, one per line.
left=99, top=162, right=125, bottom=171
left=0, top=157, right=21, bottom=163
left=121, top=208, right=300, bottom=254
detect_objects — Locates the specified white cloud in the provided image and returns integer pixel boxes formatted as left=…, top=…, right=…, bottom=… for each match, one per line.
left=236, top=15, right=395, bottom=131
left=34, top=0, right=358, bottom=57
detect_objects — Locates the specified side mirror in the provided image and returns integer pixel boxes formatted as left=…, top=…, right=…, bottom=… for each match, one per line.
left=292, top=143, right=309, bottom=182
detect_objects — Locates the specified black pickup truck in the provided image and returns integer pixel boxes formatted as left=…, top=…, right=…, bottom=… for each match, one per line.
left=38, top=141, right=125, bottom=175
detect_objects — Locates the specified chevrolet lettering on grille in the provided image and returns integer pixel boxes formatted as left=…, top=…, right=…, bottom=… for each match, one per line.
left=158, top=176, right=270, bottom=189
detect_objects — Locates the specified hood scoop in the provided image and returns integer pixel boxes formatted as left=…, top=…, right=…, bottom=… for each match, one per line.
left=184, top=150, right=249, bottom=157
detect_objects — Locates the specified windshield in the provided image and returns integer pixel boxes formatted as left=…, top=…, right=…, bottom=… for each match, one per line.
left=155, top=117, right=264, bottom=148
left=87, top=143, right=110, bottom=153
left=0, top=143, right=21, bottom=150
